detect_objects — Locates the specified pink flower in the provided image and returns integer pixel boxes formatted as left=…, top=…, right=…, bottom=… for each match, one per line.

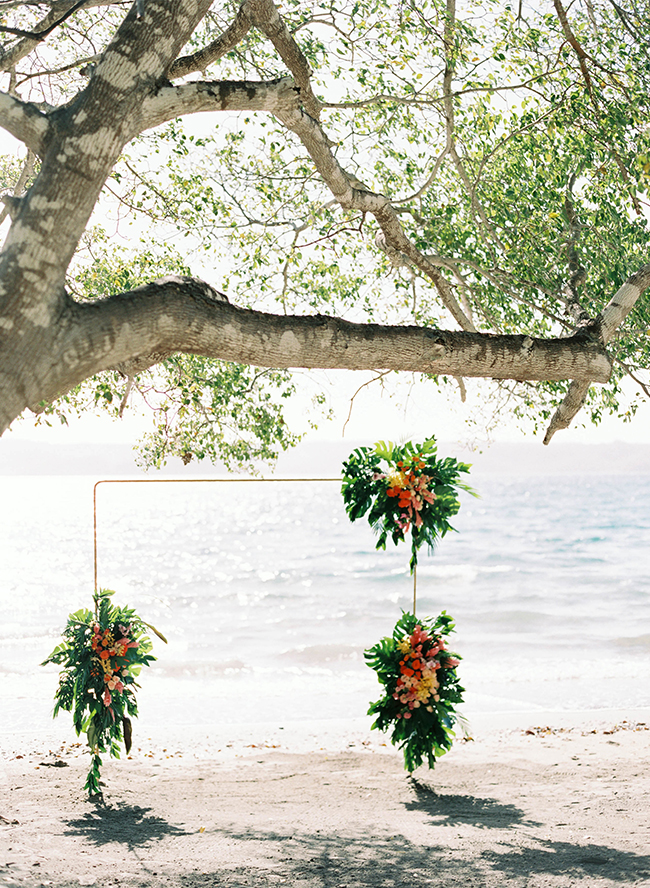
left=103, top=689, right=112, bottom=707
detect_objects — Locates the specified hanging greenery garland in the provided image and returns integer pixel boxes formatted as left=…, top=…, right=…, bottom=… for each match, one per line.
left=341, top=436, right=475, bottom=772
left=341, top=436, right=473, bottom=572
left=42, top=588, right=166, bottom=796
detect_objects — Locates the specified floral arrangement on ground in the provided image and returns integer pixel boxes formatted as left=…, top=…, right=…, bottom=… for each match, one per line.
left=365, top=610, right=465, bottom=772
left=42, top=587, right=165, bottom=796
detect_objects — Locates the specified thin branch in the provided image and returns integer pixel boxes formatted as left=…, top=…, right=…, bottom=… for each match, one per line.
left=441, top=0, right=504, bottom=257
left=604, top=0, right=645, bottom=43
left=561, top=170, right=590, bottom=326
left=0, top=0, right=87, bottom=38
left=393, top=147, right=448, bottom=204
left=613, top=357, right=650, bottom=399
left=0, top=0, right=108, bottom=71
left=321, top=68, right=566, bottom=111
left=247, top=0, right=322, bottom=120
left=117, top=374, right=134, bottom=418
left=552, top=0, right=594, bottom=98
left=15, top=52, right=101, bottom=83
left=341, top=370, right=391, bottom=437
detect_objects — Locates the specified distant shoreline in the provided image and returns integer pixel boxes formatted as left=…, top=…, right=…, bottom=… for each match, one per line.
left=2, top=438, right=650, bottom=476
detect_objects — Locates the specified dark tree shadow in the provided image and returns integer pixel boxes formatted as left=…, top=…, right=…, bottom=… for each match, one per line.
left=161, top=826, right=650, bottom=888
left=62, top=803, right=190, bottom=849
left=45, top=820, right=650, bottom=887
left=403, top=776, right=541, bottom=829
left=480, top=838, right=650, bottom=883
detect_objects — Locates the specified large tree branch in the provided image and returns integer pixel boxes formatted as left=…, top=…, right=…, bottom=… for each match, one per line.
left=40, top=277, right=612, bottom=417
left=247, top=0, right=322, bottom=120
left=543, top=265, right=650, bottom=444
left=0, top=90, right=50, bottom=153
left=138, top=76, right=300, bottom=134
left=0, top=1, right=217, bottom=338
left=169, top=2, right=253, bottom=79
left=598, top=265, right=650, bottom=343
left=86, top=0, right=214, bottom=105
left=542, top=379, right=590, bottom=445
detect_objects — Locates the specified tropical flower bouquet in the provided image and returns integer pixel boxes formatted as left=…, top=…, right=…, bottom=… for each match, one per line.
left=341, top=437, right=473, bottom=572
left=42, top=588, right=165, bottom=796
left=365, top=611, right=464, bottom=772
left=342, top=436, right=474, bottom=771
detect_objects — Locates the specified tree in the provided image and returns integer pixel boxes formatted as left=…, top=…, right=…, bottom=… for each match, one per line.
left=0, top=0, right=649, bottom=468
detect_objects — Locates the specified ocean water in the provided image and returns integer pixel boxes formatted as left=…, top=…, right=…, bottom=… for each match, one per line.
left=1, top=473, right=649, bottom=734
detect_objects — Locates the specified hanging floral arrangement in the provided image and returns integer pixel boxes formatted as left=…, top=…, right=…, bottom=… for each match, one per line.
left=342, top=436, right=474, bottom=771
left=42, top=588, right=166, bottom=796
left=341, top=436, right=473, bottom=572
left=365, top=611, right=464, bottom=772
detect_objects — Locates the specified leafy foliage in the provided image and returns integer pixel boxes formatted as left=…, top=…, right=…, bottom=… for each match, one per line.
left=97, top=0, right=650, bottom=435
left=4, top=0, right=650, bottom=445
left=365, top=611, right=464, bottom=772
left=341, top=436, right=475, bottom=571
left=42, top=589, right=163, bottom=797
left=37, top=238, right=305, bottom=473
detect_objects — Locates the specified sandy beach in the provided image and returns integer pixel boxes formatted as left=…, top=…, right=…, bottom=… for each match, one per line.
left=1, top=711, right=649, bottom=888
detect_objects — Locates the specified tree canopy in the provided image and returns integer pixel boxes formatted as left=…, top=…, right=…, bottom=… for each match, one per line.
left=0, top=0, right=649, bottom=469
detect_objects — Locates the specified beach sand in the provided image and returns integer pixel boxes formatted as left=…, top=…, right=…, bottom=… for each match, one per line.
left=1, top=711, right=649, bottom=888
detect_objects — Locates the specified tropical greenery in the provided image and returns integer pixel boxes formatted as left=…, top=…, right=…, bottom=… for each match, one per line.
left=42, top=588, right=164, bottom=797
left=365, top=611, right=465, bottom=772
left=341, top=436, right=474, bottom=571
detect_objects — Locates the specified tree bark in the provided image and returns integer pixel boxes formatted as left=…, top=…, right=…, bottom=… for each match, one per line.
left=0, top=275, right=612, bottom=433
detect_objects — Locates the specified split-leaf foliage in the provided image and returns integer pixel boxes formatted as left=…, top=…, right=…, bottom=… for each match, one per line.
left=42, top=589, right=161, bottom=796
left=341, top=436, right=475, bottom=571
left=365, top=611, right=465, bottom=772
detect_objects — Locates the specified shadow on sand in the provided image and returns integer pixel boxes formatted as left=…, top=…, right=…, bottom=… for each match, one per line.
left=62, top=802, right=191, bottom=849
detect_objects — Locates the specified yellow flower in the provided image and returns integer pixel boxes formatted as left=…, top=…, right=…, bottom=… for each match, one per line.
left=387, top=470, right=407, bottom=489
left=397, top=639, right=411, bottom=654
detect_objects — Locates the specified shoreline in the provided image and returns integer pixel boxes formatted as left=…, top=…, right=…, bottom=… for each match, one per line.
left=3, top=705, right=649, bottom=746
